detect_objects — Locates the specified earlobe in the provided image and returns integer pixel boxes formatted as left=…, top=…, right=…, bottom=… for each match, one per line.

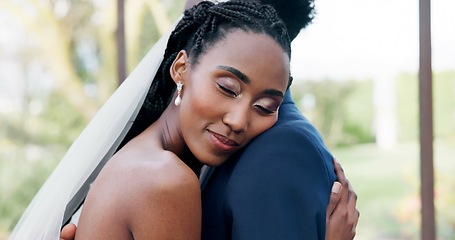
left=170, top=50, right=189, bottom=84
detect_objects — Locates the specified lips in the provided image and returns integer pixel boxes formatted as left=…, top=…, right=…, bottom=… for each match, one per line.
left=207, top=130, right=240, bottom=152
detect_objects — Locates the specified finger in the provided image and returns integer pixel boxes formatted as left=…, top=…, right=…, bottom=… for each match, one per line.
left=60, top=223, right=77, bottom=240
left=351, top=209, right=360, bottom=236
left=333, top=158, right=346, bottom=183
left=326, top=181, right=342, bottom=218
left=346, top=179, right=357, bottom=211
left=333, top=158, right=349, bottom=207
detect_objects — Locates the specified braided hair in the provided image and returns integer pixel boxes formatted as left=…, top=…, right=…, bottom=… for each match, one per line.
left=119, top=0, right=291, bottom=148
left=257, top=0, right=315, bottom=40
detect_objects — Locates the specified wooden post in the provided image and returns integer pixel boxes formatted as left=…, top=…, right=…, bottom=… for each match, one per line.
left=418, top=0, right=435, bottom=239
left=117, top=0, right=126, bottom=85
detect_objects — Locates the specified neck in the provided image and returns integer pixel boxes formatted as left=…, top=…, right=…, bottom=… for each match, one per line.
left=152, top=101, right=203, bottom=174
left=155, top=102, right=185, bottom=157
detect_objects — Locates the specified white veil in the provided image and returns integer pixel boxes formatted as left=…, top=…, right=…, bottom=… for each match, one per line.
left=9, top=24, right=173, bottom=240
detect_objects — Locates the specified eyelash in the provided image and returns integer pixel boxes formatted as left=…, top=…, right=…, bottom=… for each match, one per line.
left=217, top=83, right=238, bottom=97
left=255, top=105, right=275, bottom=114
left=217, top=83, right=276, bottom=115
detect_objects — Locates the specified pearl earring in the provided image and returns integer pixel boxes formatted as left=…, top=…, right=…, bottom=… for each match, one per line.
left=174, top=81, right=183, bottom=106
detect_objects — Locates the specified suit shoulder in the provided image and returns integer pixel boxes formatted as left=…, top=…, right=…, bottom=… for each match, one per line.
left=252, top=116, right=330, bottom=159
left=231, top=115, right=335, bottom=185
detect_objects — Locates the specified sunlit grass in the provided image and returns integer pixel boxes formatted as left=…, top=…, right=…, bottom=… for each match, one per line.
left=334, top=139, right=455, bottom=239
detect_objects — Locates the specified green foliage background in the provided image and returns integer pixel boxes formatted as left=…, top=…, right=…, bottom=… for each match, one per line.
left=292, top=71, right=455, bottom=148
left=0, top=0, right=184, bottom=237
left=289, top=72, right=455, bottom=238
left=0, top=0, right=454, bottom=238
left=291, top=79, right=375, bottom=147
left=397, top=71, right=455, bottom=141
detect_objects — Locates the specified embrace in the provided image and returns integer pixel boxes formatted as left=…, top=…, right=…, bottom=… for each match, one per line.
left=12, top=0, right=359, bottom=239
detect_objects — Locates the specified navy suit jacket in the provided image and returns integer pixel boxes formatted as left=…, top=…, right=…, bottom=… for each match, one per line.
left=201, top=90, right=336, bottom=239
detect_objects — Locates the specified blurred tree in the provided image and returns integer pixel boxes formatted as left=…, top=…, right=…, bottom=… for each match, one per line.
left=0, top=0, right=185, bottom=235
left=0, top=0, right=185, bottom=119
left=0, top=0, right=99, bottom=121
left=125, top=0, right=183, bottom=71
left=396, top=71, right=455, bottom=141
left=292, top=79, right=375, bottom=147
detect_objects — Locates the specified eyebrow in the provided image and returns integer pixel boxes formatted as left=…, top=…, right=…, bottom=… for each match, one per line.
left=217, top=65, right=250, bottom=84
left=263, top=89, right=284, bottom=98
left=217, top=65, right=284, bottom=98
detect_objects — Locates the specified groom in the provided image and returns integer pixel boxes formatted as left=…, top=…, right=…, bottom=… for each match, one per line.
left=196, top=0, right=358, bottom=239
left=61, top=0, right=359, bottom=239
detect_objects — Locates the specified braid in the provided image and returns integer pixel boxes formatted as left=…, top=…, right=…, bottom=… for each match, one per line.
left=118, top=0, right=291, bottom=149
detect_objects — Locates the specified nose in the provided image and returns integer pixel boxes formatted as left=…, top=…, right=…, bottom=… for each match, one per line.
left=223, top=104, right=249, bottom=133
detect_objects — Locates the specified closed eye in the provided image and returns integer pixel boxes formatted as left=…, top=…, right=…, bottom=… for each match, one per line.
left=254, top=104, right=275, bottom=115
left=217, top=83, right=238, bottom=97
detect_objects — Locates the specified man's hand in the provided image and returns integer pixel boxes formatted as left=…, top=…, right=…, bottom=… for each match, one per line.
left=325, top=159, right=359, bottom=240
left=60, top=223, right=76, bottom=240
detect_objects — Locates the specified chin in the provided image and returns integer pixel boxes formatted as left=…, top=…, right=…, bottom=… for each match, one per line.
left=198, top=154, right=228, bottom=167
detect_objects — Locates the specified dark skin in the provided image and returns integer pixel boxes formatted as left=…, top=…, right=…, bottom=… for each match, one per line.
left=60, top=159, right=358, bottom=240
left=184, top=1, right=360, bottom=239
left=73, top=30, right=289, bottom=240
left=61, top=1, right=360, bottom=239
left=326, top=159, right=359, bottom=239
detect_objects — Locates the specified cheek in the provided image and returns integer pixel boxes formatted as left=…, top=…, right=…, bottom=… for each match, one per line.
left=184, top=85, right=217, bottom=119
left=179, top=80, right=222, bottom=131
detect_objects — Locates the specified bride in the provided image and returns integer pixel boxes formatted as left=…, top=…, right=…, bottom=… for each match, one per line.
left=11, top=1, right=292, bottom=239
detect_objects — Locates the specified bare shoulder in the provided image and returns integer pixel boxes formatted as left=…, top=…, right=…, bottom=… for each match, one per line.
left=119, top=151, right=201, bottom=203
left=120, top=150, right=201, bottom=239
left=77, top=150, right=201, bottom=240
left=134, top=151, right=200, bottom=191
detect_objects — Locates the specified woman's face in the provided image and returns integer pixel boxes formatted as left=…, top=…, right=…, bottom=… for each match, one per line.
left=172, top=30, right=290, bottom=166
